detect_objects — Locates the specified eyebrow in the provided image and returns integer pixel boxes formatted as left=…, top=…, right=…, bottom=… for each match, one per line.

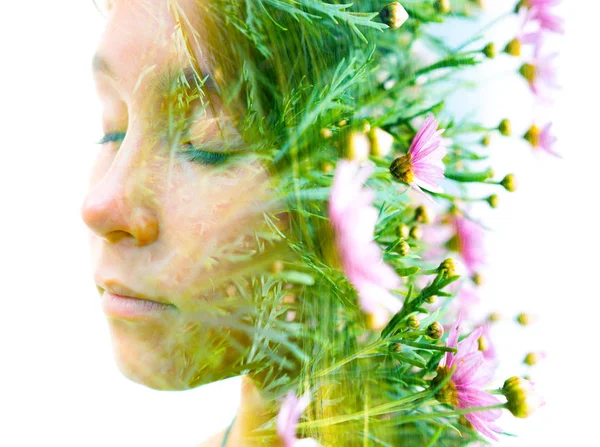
left=92, top=53, right=219, bottom=96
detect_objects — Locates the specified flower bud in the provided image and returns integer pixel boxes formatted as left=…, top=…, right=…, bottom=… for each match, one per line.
left=426, top=322, right=444, bottom=339
left=504, top=38, right=521, bottom=56
left=486, top=194, right=499, bottom=208
left=320, top=127, right=333, bottom=139
left=501, top=174, right=517, bottom=192
left=425, top=295, right=436, bottom=304
left=498, top=119, right=512, bottom=136
left=516, top=312, right=532, bottom=326
left=438, top=258, right=457, bottom=277
left=321, top=161, right=334, bottom=173
left=478, top=334, right=489, bottom=352
left=472, top=272, right=484, bottom=286
left=524, top=124, right=540, bottom=147
left=481, top=134, right=491, bottom=147
left=367, top=306, right=390, bottom=331
left=434, top=0, right=451, bottom=14
left=380, top=2, right=409, bottom=30
left=487, top=312, right=502, bottom=322
left=407, top=315, right=420, bottom=330
left=524, top=352, right=544, bottom=366
left=409, top=225, right=422, bottom=240
left=503, top=376, right=544, bottom=418
left=338, top=119, right=348, bottom=127
left=369, top=127, right=394, bottom=156
left=414, top=205, right=431, bottom=224
left=271, top=260, right=284, bottom=274
left=483, top=42, right=496, bottom=59
left=398, top=239, right=411, bottom=257
left=346, top=131, right=371, bottom=162
left=397, top=223, right=410, bottom=239
left=519, top=63, right=536, bottom=83
left=390, top=154, right=414, bottom=183
left=393, top=342, right=403, bottom=353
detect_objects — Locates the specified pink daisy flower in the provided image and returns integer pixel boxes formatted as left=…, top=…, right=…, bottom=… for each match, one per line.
left=277, top=392, right=319, bottom=447
left=525, top=122, right=560, bottom=157
left=449, top=216, right=485, bottom=275
left=329, top=161, right=403, bottom=322
left=523, top=0, right=565, bottom=34
left=520, top=52, right=559, bottom=101
left=390, top=115, right=449, bottom=194
left=433, top=317, right=503, bottom=440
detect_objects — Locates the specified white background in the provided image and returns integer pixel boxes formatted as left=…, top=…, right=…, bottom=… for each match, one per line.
left=0, top=1, right=597, bottom=446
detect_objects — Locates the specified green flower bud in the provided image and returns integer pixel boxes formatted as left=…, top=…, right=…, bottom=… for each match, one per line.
left=516, top=312, right=532, bottom=326
left=488, top=312, right=502, bottom=323
left=439, top=258, right=457, bottom=277
left=524, top=352, right=542, bottom=366
left=524, top=124, right=540, bottom=147
left=346, top=131, right=370, bottom=162
left=435, top=0, right=451, bottom=14
left=472, top=272, right=484, bottom=285
left=414, top=205, right=431, bottom=224
left=501, top=174, right=517, bottom=192
left=426, top=322, right=444, bottom=339
left=320, top=127, right=333, bottom=139
left=481, top=134, right=491, bottom=146
left=483, top=42, right=496, bottom=59
left=369, top=127, right=394, bottom=157
left=397, top=223, right=410, bottom=239
left=504, top=38, right=521, bottom=56
left=425, top=295, right=437, bottom=304
left=407, top=315, right=420, bottom=330
left=380, top=2, right=409, bottom=30
left=519, top=63, right=536, bottom=83
left=398, top=239, right=411, bottom=257
left=503, top=376, right=543, bottom=418
left=498, top=119, right=512, bottom=136
left=486, top=194, right=499, bottom=208
left=270, top=260, right=284, bottom=274
left=409, top=225, right=422, bottom=240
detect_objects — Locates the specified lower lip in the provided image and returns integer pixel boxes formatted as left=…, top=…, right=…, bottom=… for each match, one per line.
left=102, top=291, right=176, bottom=320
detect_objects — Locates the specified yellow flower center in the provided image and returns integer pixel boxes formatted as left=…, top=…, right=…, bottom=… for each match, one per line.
left=390, top=154, right=414, bottom=184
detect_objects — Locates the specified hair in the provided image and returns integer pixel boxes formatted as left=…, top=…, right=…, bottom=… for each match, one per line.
left=99, top=0, right=514, bottom=445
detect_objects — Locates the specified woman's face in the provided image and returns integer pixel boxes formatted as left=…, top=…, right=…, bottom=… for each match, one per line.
left=82, top=0, right=271, bottom=390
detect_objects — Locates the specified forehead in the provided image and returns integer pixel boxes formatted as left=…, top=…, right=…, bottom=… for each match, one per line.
left=95, top=0, right=207, bottom=98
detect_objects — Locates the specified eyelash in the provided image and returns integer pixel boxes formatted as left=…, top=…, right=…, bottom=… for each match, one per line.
left=97, top=132, right=230, bottom=166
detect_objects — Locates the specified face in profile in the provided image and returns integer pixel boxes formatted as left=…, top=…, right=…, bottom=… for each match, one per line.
left=82, top=0, right=273, bottom=390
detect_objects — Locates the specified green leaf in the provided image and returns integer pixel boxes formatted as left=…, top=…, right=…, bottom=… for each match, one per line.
left=277, top=271, right=315, bottom=285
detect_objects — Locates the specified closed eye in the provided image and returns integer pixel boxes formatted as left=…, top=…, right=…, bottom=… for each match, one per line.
left=98, top=132, right=126, bottom=144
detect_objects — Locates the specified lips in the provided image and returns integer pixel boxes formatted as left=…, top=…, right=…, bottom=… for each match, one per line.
left=97, top=279, right=177, bottom=320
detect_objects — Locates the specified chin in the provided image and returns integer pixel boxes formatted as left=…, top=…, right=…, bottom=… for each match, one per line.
left=106, top=317, right=235, bottom=391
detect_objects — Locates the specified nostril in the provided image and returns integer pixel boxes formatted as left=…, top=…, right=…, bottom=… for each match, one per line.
left=105, top=230, right=134, bottom=244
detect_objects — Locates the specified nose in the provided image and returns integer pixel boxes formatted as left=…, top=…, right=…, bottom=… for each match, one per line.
left=81, top=154, right=160, bottom=246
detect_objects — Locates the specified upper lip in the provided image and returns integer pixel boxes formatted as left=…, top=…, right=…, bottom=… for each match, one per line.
left=97, top=278, right=173, bottom=306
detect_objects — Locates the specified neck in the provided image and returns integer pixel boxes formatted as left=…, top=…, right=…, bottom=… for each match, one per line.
left=223, top=375, right=278, bottom=447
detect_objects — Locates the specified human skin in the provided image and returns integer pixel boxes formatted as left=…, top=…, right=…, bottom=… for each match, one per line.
left=82, top=0, right=274, bottom=393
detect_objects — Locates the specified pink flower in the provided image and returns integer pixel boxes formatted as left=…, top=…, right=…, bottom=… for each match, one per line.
left=524, top=0, right=565, bottom=34
left=329, top=161, right=402, bottom=321
left=276, top=392, right=319, bottom=447
left=524, top=122, right=560, bottom=157
left=450, top=216, right=485, bottom=275
left=478, top=324, right=497, bottom=362
left=434, top=317, right=503, bottom=440
left=520, top=52, right=559, bottom=102
left=390, top=115, right=449, bottom=194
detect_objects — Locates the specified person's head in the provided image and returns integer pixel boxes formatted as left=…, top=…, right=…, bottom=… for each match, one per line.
left=82, top=0, right=370, bottom=391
